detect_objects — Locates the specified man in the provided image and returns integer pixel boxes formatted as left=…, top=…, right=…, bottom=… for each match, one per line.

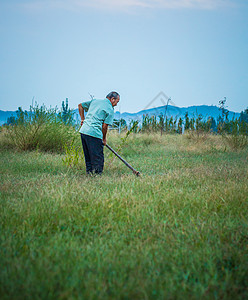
left=78, top=91, right=120, bottom=175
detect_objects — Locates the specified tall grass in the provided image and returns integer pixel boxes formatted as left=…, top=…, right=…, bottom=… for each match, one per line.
left=1, top=105, right=77, bottom=152
left=1, top=133, right=247, bottom=299
left=221, top=119, right=248, bottom=150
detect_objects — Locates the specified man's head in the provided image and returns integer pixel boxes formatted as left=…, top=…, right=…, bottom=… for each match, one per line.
left=106, top=91, right=120, bottom=107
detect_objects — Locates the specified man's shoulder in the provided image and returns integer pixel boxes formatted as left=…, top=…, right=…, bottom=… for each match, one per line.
left=101, top=99, right=113, bottom=110
left=92, top=98, right=113, bottom=112
left=92, top=98, right=109, bottom=105
left=90, top=98, right=103, bottom=102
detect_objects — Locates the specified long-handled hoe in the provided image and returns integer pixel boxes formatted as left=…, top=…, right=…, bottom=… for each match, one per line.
left=105, top=144, right=141, bottom=177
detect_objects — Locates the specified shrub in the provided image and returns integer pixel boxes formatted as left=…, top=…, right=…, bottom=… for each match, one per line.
left=222, top=134, right=248, bottom=150
left=184, top=130, right=210, bottom=143
left=221, top=120, right=248, bottom=150
left=217, top=118, right=248, bottom=150
left=3, top=104, right=77, bottom=152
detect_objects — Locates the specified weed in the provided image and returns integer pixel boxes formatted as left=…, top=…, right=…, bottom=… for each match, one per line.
left=62, top=141, right=85, bottom=169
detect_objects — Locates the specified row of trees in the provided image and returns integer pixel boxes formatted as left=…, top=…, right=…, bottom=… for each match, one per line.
left=4, top=99, right=248, bottom=137
left=112, top=98, right=248, bottom=136
left=1, top=98, right=247, bottom=152
left=5, top=98, right=74, bottom=127
left=112, top=110, right=248, bottom=136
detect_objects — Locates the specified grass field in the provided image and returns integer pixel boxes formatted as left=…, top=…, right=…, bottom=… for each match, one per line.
left=0, top=133, right=248, bottom=299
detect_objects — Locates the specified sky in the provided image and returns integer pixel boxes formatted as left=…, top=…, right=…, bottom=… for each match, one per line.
left=0, top=0, right=247, bottom=113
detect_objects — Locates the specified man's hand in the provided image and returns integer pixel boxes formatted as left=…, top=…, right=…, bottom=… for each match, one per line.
left=81, top=119, right=85, bottom=126
left=102, top=138, right=107, bottom=146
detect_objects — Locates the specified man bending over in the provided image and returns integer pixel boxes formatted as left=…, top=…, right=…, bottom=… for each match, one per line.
left=78, top=91, right=120, bottom=175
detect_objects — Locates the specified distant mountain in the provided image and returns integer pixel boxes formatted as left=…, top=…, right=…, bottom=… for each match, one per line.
left=74, top=104, right=240, bottom=124
left=1, top=105, right=241, bottom=126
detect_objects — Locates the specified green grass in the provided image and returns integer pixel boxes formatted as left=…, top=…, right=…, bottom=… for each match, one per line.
left=0, top=133, right=248, bottom=299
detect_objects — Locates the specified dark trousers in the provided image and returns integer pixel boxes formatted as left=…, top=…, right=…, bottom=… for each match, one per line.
left=80, top=133, right=104, bottom=174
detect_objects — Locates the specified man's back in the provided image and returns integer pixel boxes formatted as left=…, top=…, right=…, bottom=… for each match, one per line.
left=79, top=98, right=114, bottom=139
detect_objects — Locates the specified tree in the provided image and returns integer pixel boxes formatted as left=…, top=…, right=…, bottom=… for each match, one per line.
left=189, top=117, right=195, bottom=131
left=6, top=116, right=17, bottom=126
left=185, top=112, right=190, bottom=130
left=240, top=107, right=248, bottom=123
left=158, top=114, right=165, bottom=136
left=168, top=117, right=174, bottom=132
left=59, top=98, right=75, bottom=125
left=112, top=118, right=127, bottom=130
left=218, top=97, right=229, bottom=122
left=218, top=97, right=230, bottom=133
left=178, top=117, right=183, bottom=134
left=209, top=117, right=217, bottom=132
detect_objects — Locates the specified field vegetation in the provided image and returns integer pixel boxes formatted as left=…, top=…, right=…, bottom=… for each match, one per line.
left=0, top=103, right=248, bottom=299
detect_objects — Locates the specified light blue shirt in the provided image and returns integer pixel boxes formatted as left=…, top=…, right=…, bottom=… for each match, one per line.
left=79, top=98, right=114, bottom=139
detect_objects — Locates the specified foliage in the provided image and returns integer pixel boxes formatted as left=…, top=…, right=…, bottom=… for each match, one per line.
left=107, top=120, right=140, bottom=165
left=221, top=119, right=248, bottom=150
left=62, top=141, right=85, bottom=169
left=184, top=129, right=209, bottom=142
left=158, top=114, right=165, bottom=135
left=177, top=117, right=183, bottom=134
left=58, top=98, right=75, bottom=126
left=185, top=112, right=190, bottom=130
left=141, top=114, right=158, bottom=133
left=2, top=104, right=76, bottom=152
left=222, top=133, right=248, bottom=150
left=217, top=97, right=229, bottom=132
left=128, top=102, right=248, bottom=140
left=6, top=115, right=17, bottom=125
left=240, top=107, right=248, bottom=123
left=112, top=118, right=127, bottom=132
left=128, top=120, right=139, bottom=133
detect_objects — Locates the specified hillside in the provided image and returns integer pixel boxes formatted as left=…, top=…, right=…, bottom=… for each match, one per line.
left=74, top=104, right=240, bottom=124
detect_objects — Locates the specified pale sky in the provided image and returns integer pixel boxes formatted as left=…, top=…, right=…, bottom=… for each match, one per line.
left=0, top=0, right=247, bottom=113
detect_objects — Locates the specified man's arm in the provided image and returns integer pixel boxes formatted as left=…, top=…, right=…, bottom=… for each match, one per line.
left=102, top=123, right=108, bottom=146
left=78, top=103, right=85, bottom=126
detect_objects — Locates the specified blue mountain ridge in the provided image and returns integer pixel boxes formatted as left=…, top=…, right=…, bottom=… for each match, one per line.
left=0, top=105, right=241, bottom=126
left=74, top=104, right=240, bottom=124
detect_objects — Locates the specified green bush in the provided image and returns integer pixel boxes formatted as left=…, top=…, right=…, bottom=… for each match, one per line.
left=2, top=104, right=77, bottom=152
left=222, top=134, right=248, bottom=150
left=221, top=119, right=248, bottom=150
